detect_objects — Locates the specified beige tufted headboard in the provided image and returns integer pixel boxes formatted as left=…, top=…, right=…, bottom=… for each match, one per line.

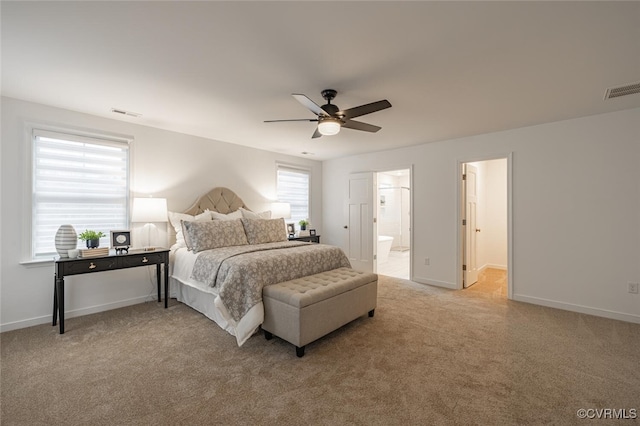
left=168, top=187, right=249, bottom=246
left=183, top=187, right=248, bottom=216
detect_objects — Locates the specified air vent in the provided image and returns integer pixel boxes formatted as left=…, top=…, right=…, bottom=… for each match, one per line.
left=111, top=108, right=142, bottom=118
left=604, top=81, right=640, bottom=100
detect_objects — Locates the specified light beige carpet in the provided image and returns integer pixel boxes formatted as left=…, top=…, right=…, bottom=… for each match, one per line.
left=2, top=275, right=639, bottom=425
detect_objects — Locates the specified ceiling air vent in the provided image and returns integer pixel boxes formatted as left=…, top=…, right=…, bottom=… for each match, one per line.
left=111, top=108, right=141, bottom=118
left=603, top=81, right=640, bottom=100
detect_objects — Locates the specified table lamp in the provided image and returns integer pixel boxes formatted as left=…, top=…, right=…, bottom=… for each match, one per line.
left=271, top=202, right=291, bottom=219
left=131, top=197, right=168, bottom=250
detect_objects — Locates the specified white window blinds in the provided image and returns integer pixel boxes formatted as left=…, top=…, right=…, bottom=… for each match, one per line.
left=32, top=129, right=130, bottom=258
left=277, top=166, right=310, bottom=227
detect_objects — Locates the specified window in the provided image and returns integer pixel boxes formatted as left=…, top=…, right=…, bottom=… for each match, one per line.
left=277, top=165, right=310, bottom=227
left=31, top=129, right=130, bottom=259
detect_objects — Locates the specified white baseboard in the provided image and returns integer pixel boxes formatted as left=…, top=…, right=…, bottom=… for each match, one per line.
left=411, top=276, right=457, bottom=290
left=0, top=294, right=158, bottom=333
left=513, top=294, right=640, bottom=324
left=479, top=263, right=507, bottom=272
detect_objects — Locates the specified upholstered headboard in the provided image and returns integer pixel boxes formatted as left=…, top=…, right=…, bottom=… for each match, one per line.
left=183, top=187, right=248, bottom=216
left=168, top=187, right=249, bottom=247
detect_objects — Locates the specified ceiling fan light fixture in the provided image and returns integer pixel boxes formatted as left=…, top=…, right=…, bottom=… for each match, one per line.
left=266, top=90, right=391, bottom=139
left=318, top=118, right=341, bottom=136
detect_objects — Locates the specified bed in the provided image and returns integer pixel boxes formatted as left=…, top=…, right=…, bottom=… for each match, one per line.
left=168, top=187, right=351, bottom=346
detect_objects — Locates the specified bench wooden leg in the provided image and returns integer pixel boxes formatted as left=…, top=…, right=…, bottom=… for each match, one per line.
left=296, top=346, right=305, bottom=358
left=264, top=330, right=273, bottom=340
left=368, top=309, right=375, bottom=318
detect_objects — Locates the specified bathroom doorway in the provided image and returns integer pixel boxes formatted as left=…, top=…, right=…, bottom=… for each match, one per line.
left=376, top=169, right=411, bottom=279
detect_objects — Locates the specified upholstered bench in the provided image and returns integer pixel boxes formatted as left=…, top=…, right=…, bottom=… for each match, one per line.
left=262, top=267, right=378, bottom=357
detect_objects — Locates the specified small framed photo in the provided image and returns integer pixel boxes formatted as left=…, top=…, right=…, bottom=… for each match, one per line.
left=287, top=223, right=295, bottom=236
left=110, top=230, right=131, bottom=254
left=309, top=229, right=316, bottom=236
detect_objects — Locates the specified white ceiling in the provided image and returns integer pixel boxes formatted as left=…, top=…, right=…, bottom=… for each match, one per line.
left=2, top=1, right=639, bottom=160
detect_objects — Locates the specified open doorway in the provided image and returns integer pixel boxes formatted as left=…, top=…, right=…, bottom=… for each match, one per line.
left=461, top=158, right=509, bottom=298
left=376, top=169, right=411, bottom=279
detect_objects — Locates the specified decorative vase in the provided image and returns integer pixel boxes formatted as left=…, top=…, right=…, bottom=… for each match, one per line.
left=55, top=225, right=77, bottom=258
left=86, top=239, right=100, bottom=249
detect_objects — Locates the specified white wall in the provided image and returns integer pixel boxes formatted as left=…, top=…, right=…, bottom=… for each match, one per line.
left=0, top=97, right=322, bottom=331
left=323, top=108, right=640, bottom=323
left=484, top=159, right=508, bottom=269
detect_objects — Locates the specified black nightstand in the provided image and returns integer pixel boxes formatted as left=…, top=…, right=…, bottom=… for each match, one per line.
left=53, top=248, right=170, bottom=334
left=289, top=235, right=320, bottom=244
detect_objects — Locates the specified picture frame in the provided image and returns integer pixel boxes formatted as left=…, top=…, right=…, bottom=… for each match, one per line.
left=287, top=223, right=295, bottom=236
left=110, top=230, right=131, bottom=254
left=309, top=229, right=317, bottom=236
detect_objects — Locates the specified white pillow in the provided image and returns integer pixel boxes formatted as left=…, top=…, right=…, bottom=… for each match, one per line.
left=168, top=210, right=212, bottom=249
left=239, top=208, right=271, bottom=220
left=211, top=210, right=243, bottom=221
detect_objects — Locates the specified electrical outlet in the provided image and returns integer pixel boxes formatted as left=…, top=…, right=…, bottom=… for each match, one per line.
left=629, top=282, right=639, bottom=294
left=424, top=258, right=430, bottom=266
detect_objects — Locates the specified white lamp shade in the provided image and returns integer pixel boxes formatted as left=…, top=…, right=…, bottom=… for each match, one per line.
left=271, top=202, right=291, bottom=219
left=317, top=119, right=341, bottom=136
left=131, top=198, right=168, bottom=222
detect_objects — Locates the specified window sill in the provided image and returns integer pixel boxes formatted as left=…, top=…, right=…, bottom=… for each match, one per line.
left=20, top=258, right=54, bottom=268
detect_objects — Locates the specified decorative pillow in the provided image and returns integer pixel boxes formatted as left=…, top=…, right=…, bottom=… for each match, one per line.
left=182, top=219, right=248, bottom=252
left=241, top=218, right=287, bottom=245
left=168, top=210, right=211, bottom=249
left=211, top=210, right=243, bottom=221
left=239, top=208, right=271, bottom=220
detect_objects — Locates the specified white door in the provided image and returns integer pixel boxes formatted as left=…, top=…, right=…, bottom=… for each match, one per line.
left=345, top=172, right=376, bottom=272
left=463, top=164, right=479, bottom=287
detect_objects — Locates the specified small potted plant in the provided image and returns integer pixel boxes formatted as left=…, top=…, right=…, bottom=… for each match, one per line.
left=298, top=219, right=309, bottom=231
left=78, top=230, right=106, bottom=249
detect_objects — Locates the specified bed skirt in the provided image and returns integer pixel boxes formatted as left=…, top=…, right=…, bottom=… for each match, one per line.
left=170, top=276, right=264, bottom=344
left=170, top=276, right=237, bottom=336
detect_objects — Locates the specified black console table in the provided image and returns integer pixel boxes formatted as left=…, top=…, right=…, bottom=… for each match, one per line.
left=289, top=235, right=320, bottom=244
left=53, top=249, right=170, bottom=334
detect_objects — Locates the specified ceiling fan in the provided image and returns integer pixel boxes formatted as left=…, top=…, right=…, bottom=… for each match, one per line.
left=265, top=89, right=392, bottom=138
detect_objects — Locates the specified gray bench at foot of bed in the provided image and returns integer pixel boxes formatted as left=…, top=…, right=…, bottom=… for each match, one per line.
left=262, top=267, right=378, bottom=357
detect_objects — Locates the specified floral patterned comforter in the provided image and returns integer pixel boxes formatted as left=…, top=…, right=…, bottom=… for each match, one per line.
left=191, top=241, right=351, bottom=327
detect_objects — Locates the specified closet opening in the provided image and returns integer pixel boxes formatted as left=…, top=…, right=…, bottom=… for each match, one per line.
left=461, top=158, right=509, bottom=298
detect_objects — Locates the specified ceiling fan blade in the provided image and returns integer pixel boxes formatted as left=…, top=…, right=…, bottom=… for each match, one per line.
left=340, top=100, right=392, bottom=119
left=311, top=127, right=323, bottom=139
left=342, top=119, right=382, bottom=133
left=292, top=94, right=331, bottom=117
left=264, top=118, right=318, bottom=123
